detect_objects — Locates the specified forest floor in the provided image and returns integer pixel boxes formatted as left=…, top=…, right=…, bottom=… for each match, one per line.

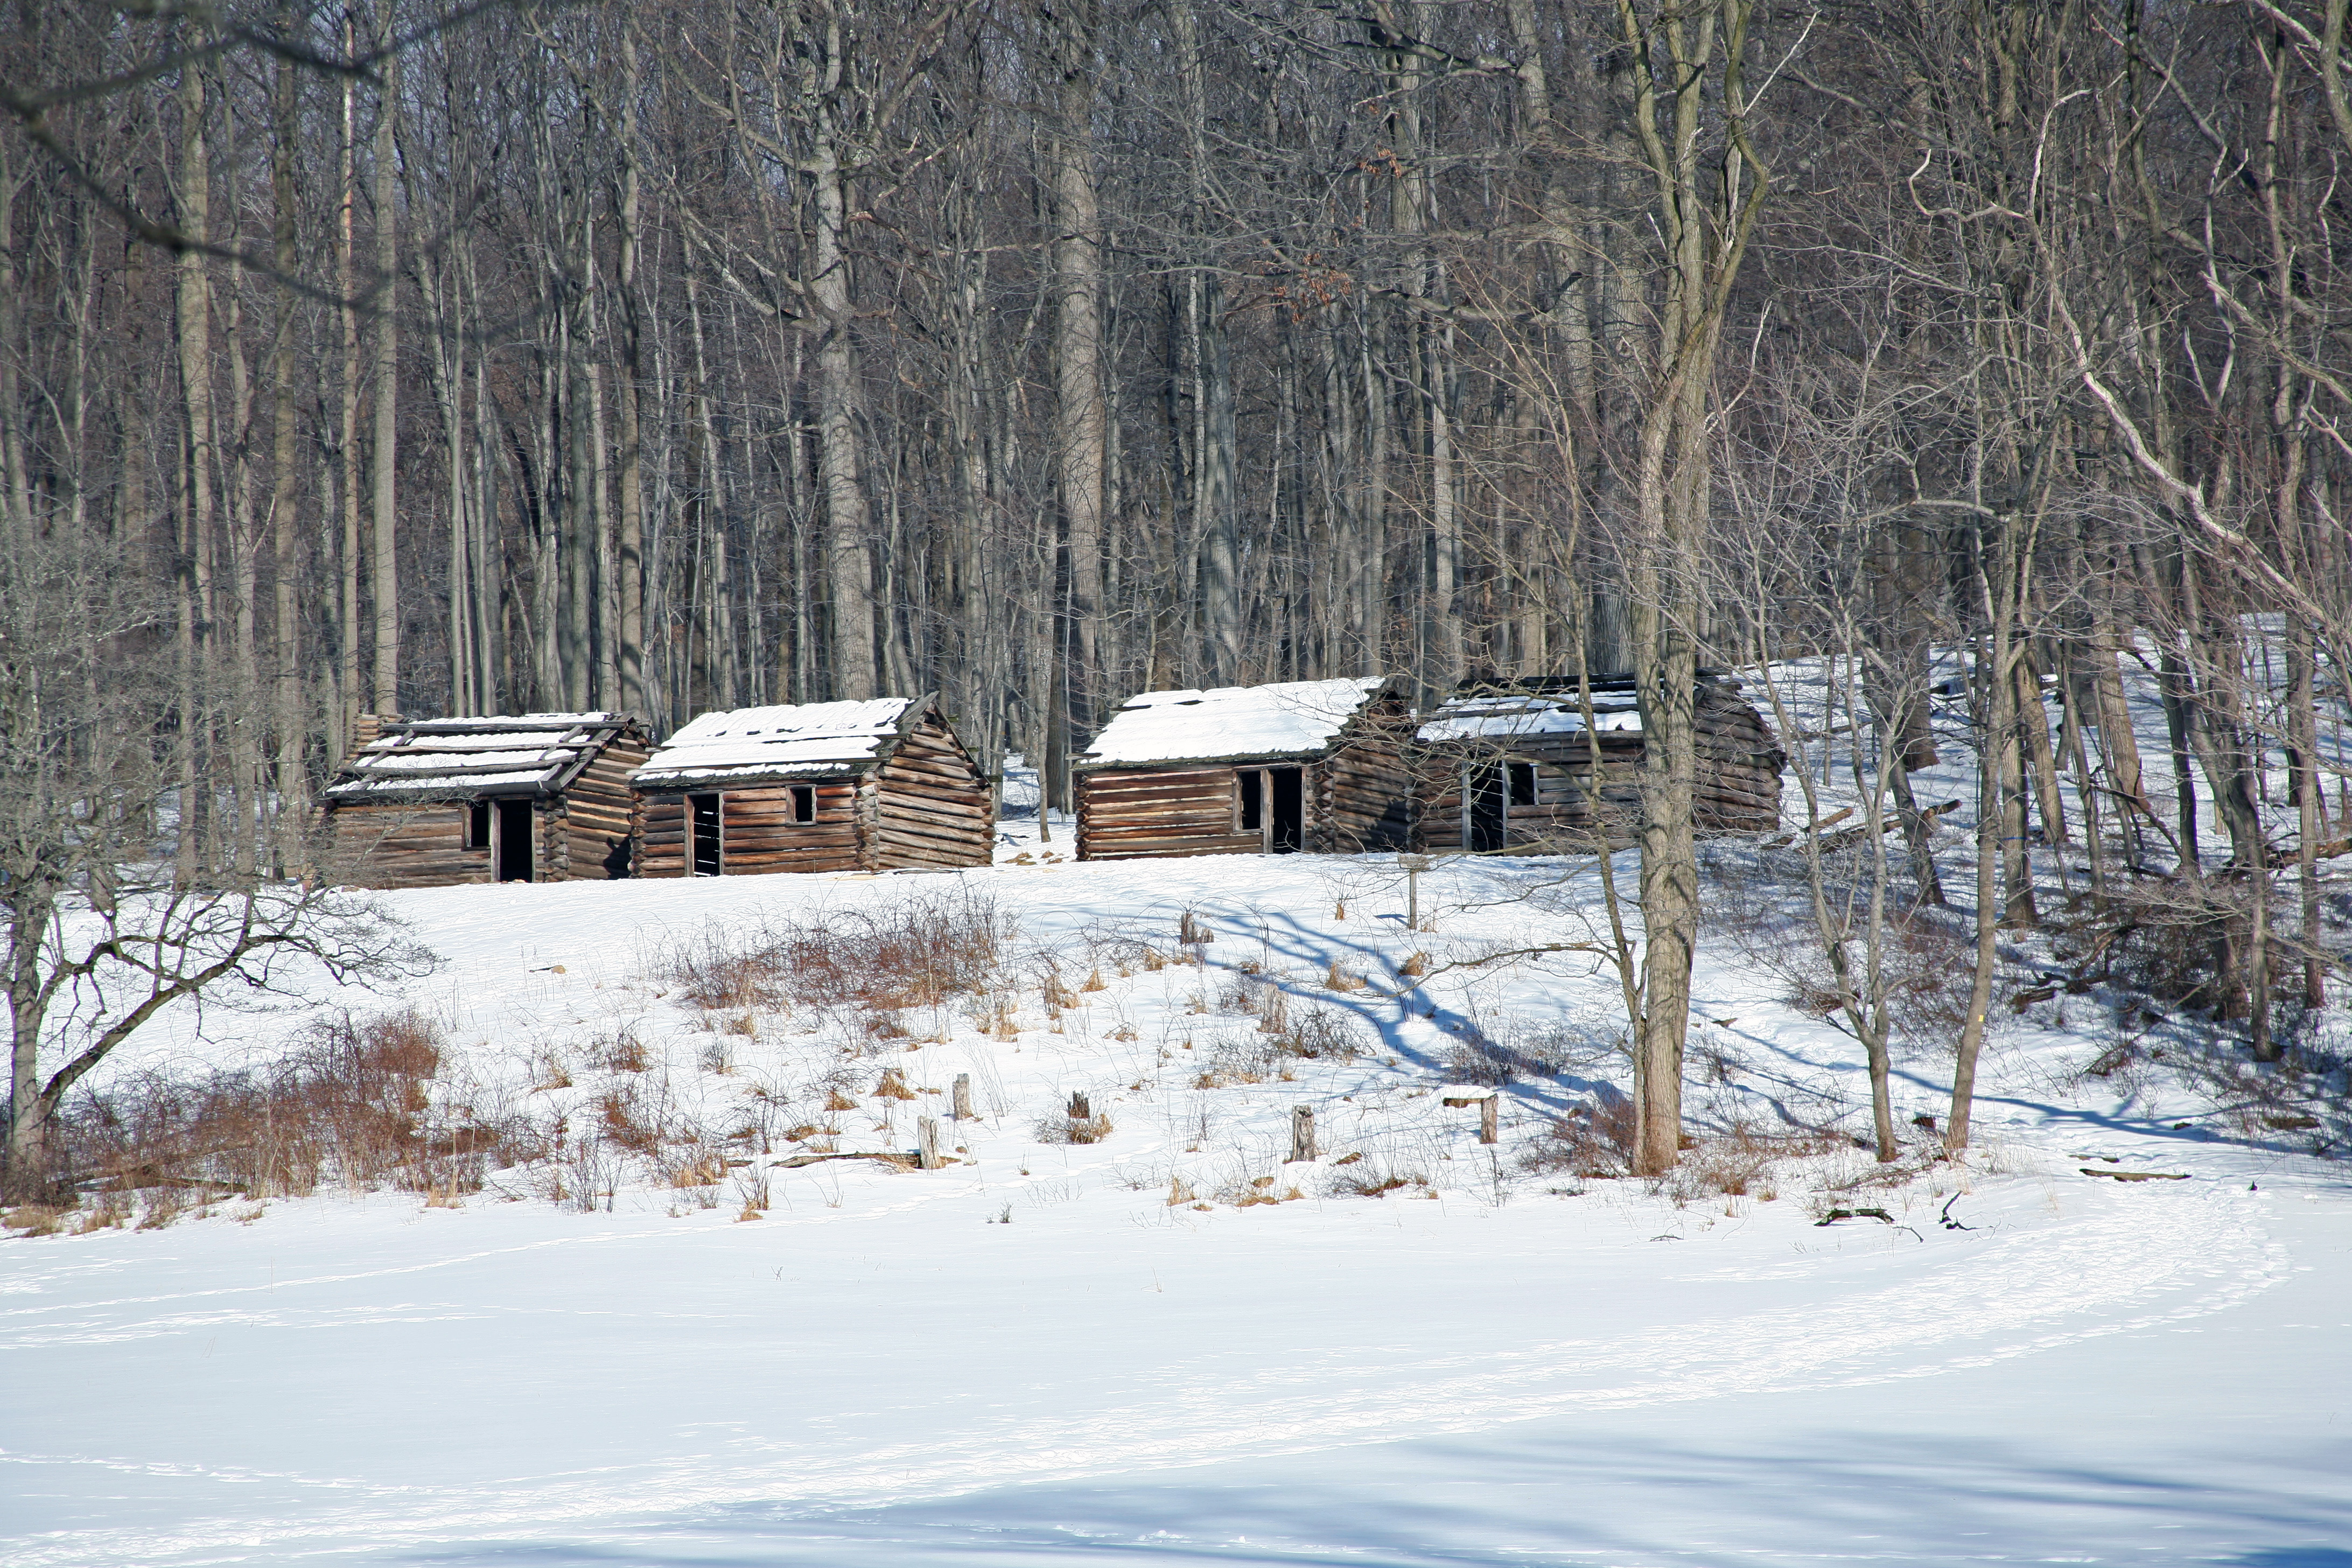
left=5, top=668, right=2350, bottom=1566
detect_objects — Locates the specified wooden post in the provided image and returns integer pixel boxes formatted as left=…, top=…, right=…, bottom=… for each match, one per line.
left=1398, top=852, right=1430, bottom=931
left=952, top=1073, right=974, bottom=1120
left=1479, top=1093, right=1499, bottom=1145
left=1069, top=1090, right=1090, bottom=1120
left=918, top=1115, right=942, bottom=1170
left=1289, top=1104, right=1316, bottom=1162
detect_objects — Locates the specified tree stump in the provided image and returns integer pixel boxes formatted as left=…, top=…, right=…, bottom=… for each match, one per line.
left=1289, top=1104, right=1316, bottom=1163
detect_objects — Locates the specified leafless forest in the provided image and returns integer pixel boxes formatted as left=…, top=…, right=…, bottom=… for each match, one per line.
left=5, top=3, right=2352, bottom=1181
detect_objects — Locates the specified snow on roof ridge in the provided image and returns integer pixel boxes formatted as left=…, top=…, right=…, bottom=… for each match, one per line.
left=387, top=711, right=624, bottom=729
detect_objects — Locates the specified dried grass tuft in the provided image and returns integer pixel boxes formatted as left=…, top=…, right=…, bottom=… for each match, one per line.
left=1037, top=1111, right=1116, bottom=1145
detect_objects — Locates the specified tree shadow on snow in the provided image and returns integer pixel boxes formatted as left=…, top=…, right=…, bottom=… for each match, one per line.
left=386, top=1427, right=2352, bottom=1567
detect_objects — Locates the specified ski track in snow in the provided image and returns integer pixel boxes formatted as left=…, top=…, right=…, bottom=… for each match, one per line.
left=0, top=1173, right=2293, bottom=1566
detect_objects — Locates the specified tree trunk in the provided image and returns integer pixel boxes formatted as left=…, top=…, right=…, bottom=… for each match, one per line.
left=369, top=39, right=400, bottom=716
left=812, top=134, right=877, bottom=700
left=1051, top=0, right=1106, bottom=746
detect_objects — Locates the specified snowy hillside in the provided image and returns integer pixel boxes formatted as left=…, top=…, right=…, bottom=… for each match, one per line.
left=5, top=667, right=2350, bottom=1565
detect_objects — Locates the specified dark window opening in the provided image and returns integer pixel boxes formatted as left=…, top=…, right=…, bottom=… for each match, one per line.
left=689, top=793, right=723, bottom=877
left=1269, top=766, right=1305, bottom=853
left=1237, top=769, right=1263, bottom=832
left=1508, top=762, right=1538, bottom=808
left=1467, top=765, right=1507, bottom=853
left=789, top=785, right=815, bottom=823
left=494, top=799, right=534, bottom=882
left=465, top=801, right=491, bottom=850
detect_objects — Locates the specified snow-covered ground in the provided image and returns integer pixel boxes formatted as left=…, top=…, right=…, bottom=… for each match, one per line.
left=7, top=674, right=2350, bottom=1566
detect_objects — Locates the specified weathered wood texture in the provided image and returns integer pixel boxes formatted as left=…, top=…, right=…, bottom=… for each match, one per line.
left=324, top=801, right=492, bottom=890
left=631, top=704, right=993, bottom=877
left=1416, top=684, right=1784, bottom=851
left=1076, top=693, right=1416, bottom=860
left=320, top=717, right=653, bottom=888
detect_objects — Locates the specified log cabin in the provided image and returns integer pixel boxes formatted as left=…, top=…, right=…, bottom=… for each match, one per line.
left=1074, top=677, right=1416, bottom=860
left=629, top=694, right=993, bottom=876
left=319, top=712, right=652, bottom=888
left=1415, top=675, right=1785, bottom=852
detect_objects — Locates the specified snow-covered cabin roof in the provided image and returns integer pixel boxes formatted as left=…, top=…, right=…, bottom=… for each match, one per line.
left=1417, top=690, right=1643, bottom=744
left=631, top=696, right=929, bottom=788
left=323, top=713, right=642, bottom=802
left=1076, top=677, right=1398, bottom=770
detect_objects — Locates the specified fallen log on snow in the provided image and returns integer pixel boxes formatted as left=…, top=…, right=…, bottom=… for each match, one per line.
left=1766, top=800, right=1959, bottom=852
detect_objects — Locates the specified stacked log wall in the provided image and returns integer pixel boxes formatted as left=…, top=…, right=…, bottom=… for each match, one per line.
left=874, top=715, right=995, bottom=869
left=634, top=781, right=868, bottom=876
left=557, top=735, right=648, bottom=880
left=325, top=802, right=491, bottom=888
left=1077, top=766, right=1258, bottom=859
left=1317, top=738, right=1416, bottom=853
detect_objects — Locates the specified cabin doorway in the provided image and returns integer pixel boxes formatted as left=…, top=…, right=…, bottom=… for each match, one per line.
left=1237, top=766, right=1306, bottom=853
left=1467, top=765, right=1507, bottom=853
left=1268, top=766, right=1304, bottom=853
left=689, top=793, right=723, bottom=877
left=494, top=799, right=535, bottom=882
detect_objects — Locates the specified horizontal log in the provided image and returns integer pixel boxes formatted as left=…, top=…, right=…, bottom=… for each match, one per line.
left=884, top=804, right=992, bottom=841
left=717, top=782, right=860, bottom=804
left=1081, top=827, right=1263, bottom=852
left=1082, top=839, right=1266, bottom=861
left=1081, top=816, right=1238, bottom=840
left=875, top=784, right=990, bottom=818
left=719, top=814, right=858, bottom=836
left=878, top=753, right=979, bottom=787
left=1082, top=786, right=1235, bottom=812
left=878, top=769, right=989, bottom=802
left=712, top=853, right=865, bottom=875
left=879, top=815, right=976, bottom=846
left=1080, top=776, right=1235, bottom=804
left=876, top=829, right=988, bottom=866
left=1082, top=800, right=1237, bottom=822
left=889, top=730, right=974, bottom=760
left=722, top=829, right=860, bottom=855
left=1080, top=766, right=1242, bottom=790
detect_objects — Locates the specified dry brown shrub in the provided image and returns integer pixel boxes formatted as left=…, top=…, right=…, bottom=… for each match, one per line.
left=597, top=1087, right=663, bottom=1154
left=1521, top=1097, right=1639, bottom=1178
left=1669, top=1133, right=1815, bottom=1200
left=662, top=890, right=1010, bottom=1026
left=823, top=1089, right=860, bottom=1112
left=1331, top=1170, right=1411, bottom=1198
left=873, top=1067, right=919, bottom=1101
left=53, top=1007, right=524, bottom=1208
left=598, top=1031, right=650, bottom=1073
left=1273, top=1007, right=1366, bottom=1061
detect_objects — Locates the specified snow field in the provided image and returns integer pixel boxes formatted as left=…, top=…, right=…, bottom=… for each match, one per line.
left=6, top=648, right=2351, bottom=1565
